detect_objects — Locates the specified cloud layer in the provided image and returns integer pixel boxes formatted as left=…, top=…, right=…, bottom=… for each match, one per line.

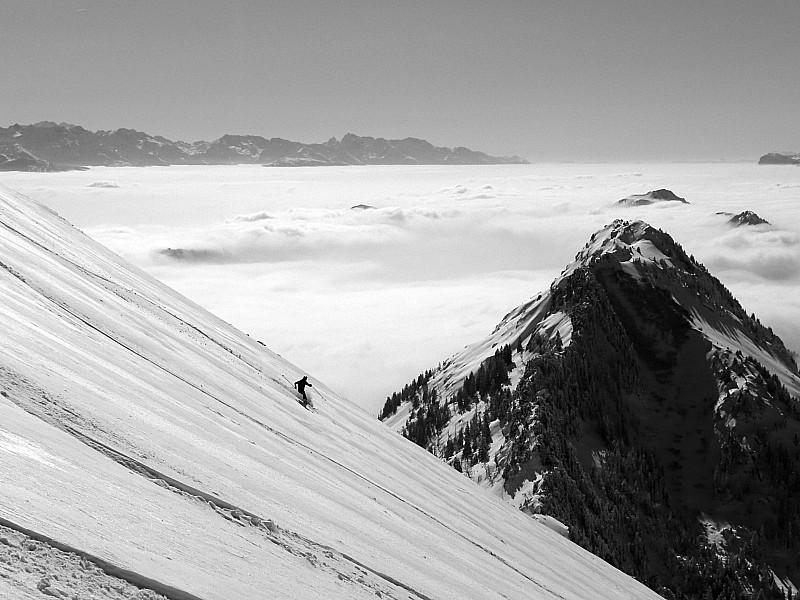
left=4, top=164, right=799, bottom=413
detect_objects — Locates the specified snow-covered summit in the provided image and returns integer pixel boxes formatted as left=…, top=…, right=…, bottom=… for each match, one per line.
left=563, top=219, right=676, bottom=276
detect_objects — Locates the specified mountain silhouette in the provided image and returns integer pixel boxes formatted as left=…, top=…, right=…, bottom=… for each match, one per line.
left=0, top=123, right=528, bottom=171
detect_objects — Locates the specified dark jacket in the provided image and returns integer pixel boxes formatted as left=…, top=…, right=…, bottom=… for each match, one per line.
left=294, top=377, right=312, bottom=395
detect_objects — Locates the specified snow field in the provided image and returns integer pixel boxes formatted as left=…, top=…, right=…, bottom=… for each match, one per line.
left=0, top=185, right=665, bottom=599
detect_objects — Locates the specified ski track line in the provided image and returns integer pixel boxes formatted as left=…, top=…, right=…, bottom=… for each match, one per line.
left=1, top=215, right=564, bottom=600
left=1, top=215, right=301, bottom=409
left=6, top=264, right=562, bottom=599
left=210, top=393, right=560, bottom=598
left=1, top=388, right=430, bottom=600
left=3, top=393, right=433, bottom=600
left=67, top=426, right=437, bottom=600
left=2, top=210, right=297, bottom=392
left=0, top=513, right=207, bottom=600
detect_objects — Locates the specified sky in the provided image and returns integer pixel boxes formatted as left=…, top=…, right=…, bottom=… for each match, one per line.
left=2, top=0, right=799, bottom=161
left=3, top=163, right=799, bottom=414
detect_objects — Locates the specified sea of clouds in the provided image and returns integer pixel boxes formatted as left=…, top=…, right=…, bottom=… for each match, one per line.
left=3, top=163, right=799, bottom=414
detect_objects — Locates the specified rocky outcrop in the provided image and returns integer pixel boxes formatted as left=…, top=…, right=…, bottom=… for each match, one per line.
left=758, top=152, right=800, bottom=165
left=725, top=210, right=770, bottom=227
left=616, top=188, right=688, bottom=206
left=0, top=144, right=83, bottom=172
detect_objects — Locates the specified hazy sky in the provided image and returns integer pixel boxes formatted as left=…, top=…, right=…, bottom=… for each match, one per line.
left=3, top=1, right=799, bottom=161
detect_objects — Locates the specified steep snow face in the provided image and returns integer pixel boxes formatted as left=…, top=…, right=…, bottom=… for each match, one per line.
left=571, top=219, right=799, bottom=395
left=431, top=294, right=559, bottom=404
left=0, top=184, right=662, bottom=600
left=697, top=315, right=800, bottom=400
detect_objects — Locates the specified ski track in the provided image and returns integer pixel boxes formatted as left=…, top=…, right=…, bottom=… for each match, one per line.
left=0, top=219, right=304, bottom=410
left=0, top=182, right=672, bottom=600
left=1, top=389, right=432, bottom=600
left=0, top=225, right=437, bottom=598
left=11, top=370, right=563, bottom=600
left=3, top=308, right=559, bottom=600
left=0, top=228, right=562, bottom=598
left=0, top=515, right=200, bottom=600
left=0, top=210, right=287, bottom=393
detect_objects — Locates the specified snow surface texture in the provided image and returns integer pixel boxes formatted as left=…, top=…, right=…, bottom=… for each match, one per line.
left=0, top=184, right=663, bottom=599
left=0, top=523, right=167, bottom=600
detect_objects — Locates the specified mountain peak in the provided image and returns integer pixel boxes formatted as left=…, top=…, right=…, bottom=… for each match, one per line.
left=31, top=120, right=63, bottom=128
left=728, top=210, right=770, bottom=227
left=564, top=219, right=683, bottom=279
left=381, top=218, right=800, bottom=599
left=616, top=188, right=688, bottom=206
left=582, top=219, right=663, bottom=255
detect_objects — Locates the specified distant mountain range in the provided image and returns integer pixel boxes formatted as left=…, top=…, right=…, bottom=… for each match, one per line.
left=0, top=122, right=529, bottom=171
left=381, top=219, right=800, bottom=600
left=758, top=152, right=800, bottom=165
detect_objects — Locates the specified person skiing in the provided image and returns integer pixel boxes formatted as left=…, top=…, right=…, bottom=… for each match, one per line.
left=294, top=376, right=313, bottom=405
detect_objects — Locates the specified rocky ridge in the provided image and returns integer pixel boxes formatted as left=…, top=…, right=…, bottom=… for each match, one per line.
left=0, top=123, right=528, bottom=171
left=758, top=152, right=800, bottom=165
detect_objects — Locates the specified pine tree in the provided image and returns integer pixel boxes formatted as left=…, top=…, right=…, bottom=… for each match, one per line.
left=462, top=435, right=473, bottom=463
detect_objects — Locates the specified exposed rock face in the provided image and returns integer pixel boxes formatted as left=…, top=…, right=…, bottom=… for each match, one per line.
left=758, top=152, right=800, bottom=165
left=616, top=189, right=688, bottom=206
left=0, top=123, right=529, bottom=171
left=726, top=210, right=770, bottom=227
left=0, top=145, right=81, bottom=172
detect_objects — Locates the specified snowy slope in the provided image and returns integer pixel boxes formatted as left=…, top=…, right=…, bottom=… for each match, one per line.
left=0, top=184, right=663, bottom=599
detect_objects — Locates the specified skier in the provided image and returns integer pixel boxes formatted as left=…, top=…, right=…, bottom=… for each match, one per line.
left=294, top=376, right=313, bottom=406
